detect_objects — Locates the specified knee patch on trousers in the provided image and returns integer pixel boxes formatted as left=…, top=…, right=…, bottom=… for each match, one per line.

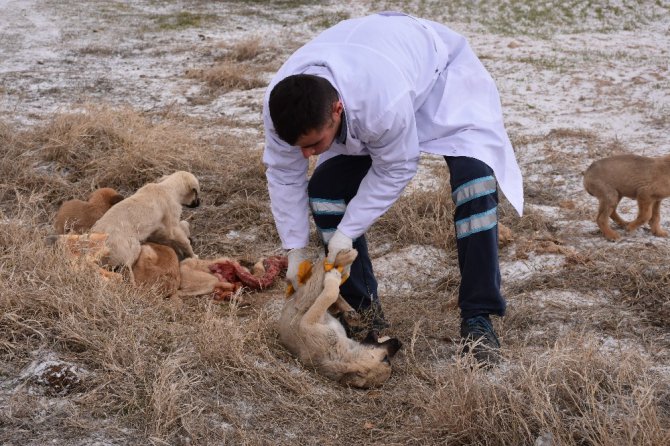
left=309, top=197, right=346, bottom=244
left=452, top=176, right=498, bottom=239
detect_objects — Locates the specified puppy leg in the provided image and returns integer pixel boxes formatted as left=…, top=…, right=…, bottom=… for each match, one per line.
left=596, top=198, right=620, bottom=240
left=626, top=194, right=653, bottom=233
left=330, top=295, right=356, bottom=315
left=329, top=295, right=363, bottom=331
left=610, top=195, right=628, bottom=227
left=301, top=269, right=342, bottom=327
left=168, top=224, right=196, bottom=258
left=649, top=200, right=668, bottom=237
left=124, top=239, right=142, bottom=285
left=147, top=221, right=193, bottom=260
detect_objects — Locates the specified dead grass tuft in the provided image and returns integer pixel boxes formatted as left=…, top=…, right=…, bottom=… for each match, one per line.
left=372, top=178, right=456, bottom=251
left=228, top=37, right=264, bottom=62
left=32, top=105, right=212, bottom=189
left=186, top=62, right=267, bottom=94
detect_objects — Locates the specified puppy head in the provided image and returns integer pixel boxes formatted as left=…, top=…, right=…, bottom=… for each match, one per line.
left=159, top=171, right=201, bottom=208
left=89, top=188, right=125, bottom=207
left=339, top=330, right=402, bottom=389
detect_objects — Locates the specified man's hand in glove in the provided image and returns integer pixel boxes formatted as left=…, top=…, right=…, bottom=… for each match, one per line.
left=326, top=229, right=353, bottom=277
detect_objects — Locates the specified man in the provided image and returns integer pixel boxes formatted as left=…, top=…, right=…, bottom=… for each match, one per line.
left=262, top=12, right=523, bottom=362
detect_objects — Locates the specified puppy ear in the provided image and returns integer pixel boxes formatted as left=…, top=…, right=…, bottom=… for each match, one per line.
left=111, top=194, right=124, bottom=205
left=361, top=330, right=379, bottom=345
left=381, top=338, right=402, bottom=357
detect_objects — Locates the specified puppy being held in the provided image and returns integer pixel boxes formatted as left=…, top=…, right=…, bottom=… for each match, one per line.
left=54, top=188, right=124, bottom=234
left=279, top=249, right=401, bottom=388
left=584, top=154, right=670, bottom=240
left=91, top=171, right=200, bottom=280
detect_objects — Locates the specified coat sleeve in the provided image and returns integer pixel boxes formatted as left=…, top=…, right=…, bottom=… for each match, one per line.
left=262, top=107, right=311, bottom=250
left=337, top=96, right=420, bottom=239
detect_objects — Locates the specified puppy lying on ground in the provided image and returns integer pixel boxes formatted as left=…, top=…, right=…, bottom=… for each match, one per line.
left=54, top=188, right=124, bottom=234
left=179, top=255, right=287, bottom=301
left=48, top=232, right=122, bottom=281
left=279, top=249, right=401, bottom=388
left=132, top=242, right=181, bottom=298
left=178, top=257, right=241, bottom=300
left=584, top=154, right=670, bottom=240
left=91, top=171, right=200, bottom=280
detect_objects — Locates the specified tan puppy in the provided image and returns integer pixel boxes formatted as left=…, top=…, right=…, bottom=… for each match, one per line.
left=584, top=154, right=670, bottom=240
left=91, top=171, right=200, bottom=280
left=47, top=232, right=122, bottom=281
left=54, top=188, right=124, bottom=234
left=279, top=249, right=401, bottom=388
left=178, top=257, right=238, bottom=299
left=132, top=242, right=181, bottom=298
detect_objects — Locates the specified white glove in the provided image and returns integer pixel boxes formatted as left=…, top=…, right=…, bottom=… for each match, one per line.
left=326, top=229, right=353, bottom=276
left=286, top=247, right=308, bottom=290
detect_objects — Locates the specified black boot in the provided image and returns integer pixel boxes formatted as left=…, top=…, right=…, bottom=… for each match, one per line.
left=460, top=315, right=501, bottom=365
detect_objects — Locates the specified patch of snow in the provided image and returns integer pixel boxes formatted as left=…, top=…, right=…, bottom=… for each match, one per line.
left=372, top=245, right=450, bottom=295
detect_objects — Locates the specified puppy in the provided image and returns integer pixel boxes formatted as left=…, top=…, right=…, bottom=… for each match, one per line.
left=54, top=188, right=124, bottom=234
left=584, top=154, right=670, bottom=240
left=178, top=257, right=237, bottom=300
left=47, top=232, right=122, bottom=281
left=132, top=242, right=181, bottom=298
left=279, top=249, right=401, bottom=388
left=91, top=171, right=200, bottom=280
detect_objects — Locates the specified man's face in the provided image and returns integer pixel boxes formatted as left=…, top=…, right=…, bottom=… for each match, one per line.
left=295, top=100, right=343, bottom=159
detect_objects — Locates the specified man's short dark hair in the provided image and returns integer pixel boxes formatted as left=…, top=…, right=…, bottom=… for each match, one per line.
left=269, top=74, right=339, bottom=145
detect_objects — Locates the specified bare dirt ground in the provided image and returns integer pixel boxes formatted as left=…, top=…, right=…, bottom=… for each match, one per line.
left=1, top=1, right=670, bottom=445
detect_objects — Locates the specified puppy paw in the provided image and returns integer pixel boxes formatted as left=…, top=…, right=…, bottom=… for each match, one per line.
left=603, top=231, right=620, bottom=241
left=652, top=229, right=668, bottom=237
left=324, top=268, right=342, bottom=287
left=333, top=249, right=358, bottom=267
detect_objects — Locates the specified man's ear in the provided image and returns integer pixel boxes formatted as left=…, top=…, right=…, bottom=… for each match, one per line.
left=332, top=100, right=343, bottom=117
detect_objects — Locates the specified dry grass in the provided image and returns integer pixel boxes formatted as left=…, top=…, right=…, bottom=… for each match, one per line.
left=3, top=8, right=670, bottom=439
left=508, top=244, right=670, bottom=330
left=184, top=36, right=280, bottom=105
left=372, top=179, right=456, bottom=252
left=2, top=108, right=668, bottom=444
left=186, top=62, right=267, bottom=93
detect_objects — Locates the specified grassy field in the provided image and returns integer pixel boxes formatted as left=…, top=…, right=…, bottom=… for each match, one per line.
left=1, top=1, right=669, bottom=445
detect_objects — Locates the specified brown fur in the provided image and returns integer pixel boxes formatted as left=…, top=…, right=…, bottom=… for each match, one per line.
left=279, top=250, right=401, bottom=388
left=54, top=188, right=124, bottom=234
left=91, top=171, right=200, bottom=280
left=132, top=242, right=181, bottom=298
left=584, top=154, right=670, bottom=240
left=47, top=232, right=122, bottom=281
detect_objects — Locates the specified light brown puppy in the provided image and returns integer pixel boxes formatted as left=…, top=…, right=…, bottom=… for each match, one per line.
left=54, top=188, right=124, bottom=234
left=47, top=232, right=122, bottom=281
left=279, top=249, right=401, bottom=388
left=132, top=242, right=181, bottom=298
left=584, top=154, right=670, bottom=240
left=178, top=257, right=238, bottom=299
left=91, top=171, right=200, bottom=280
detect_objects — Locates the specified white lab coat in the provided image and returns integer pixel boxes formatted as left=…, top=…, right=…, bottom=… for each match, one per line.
left=263, top=13, right=524, bottom=249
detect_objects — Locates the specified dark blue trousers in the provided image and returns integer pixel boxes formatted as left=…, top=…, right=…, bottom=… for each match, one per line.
left=307, top=154, right=505, bottom=319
